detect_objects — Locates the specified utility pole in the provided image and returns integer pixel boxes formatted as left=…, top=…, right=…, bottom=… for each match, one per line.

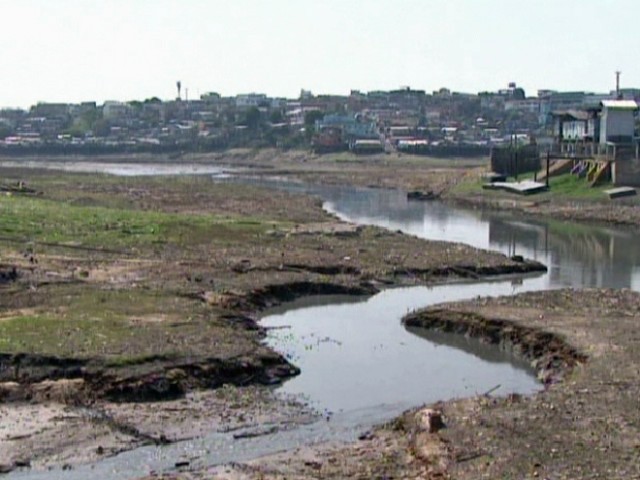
left=616, top=71, right=621, bottom=99
left=546, top=150, right=550, bottom=188
left=514, top=143, right=519, bottom=181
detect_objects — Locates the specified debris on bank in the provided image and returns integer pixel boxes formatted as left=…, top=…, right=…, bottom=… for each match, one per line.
left=482, top=179, right=548, bottom=195
left=0, top=181, right=40, bottom=196
left=407, top=190, right=438, bottom=201
left=481, top=172, right=507, bottom=183
left=604, top=186, right=636, bottom=199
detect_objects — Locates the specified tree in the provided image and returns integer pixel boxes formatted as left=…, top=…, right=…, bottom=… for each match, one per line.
left=65, top=108, right=101, bottom=137
left=0, top=123, right=13, bottom=139
left=269, top=109, right=284, bottom=124
left=304, top=110, right=324, bottom=128
left=92, top=118, right=110, bottom=137
left=303, top=110, right=325, bottom=140
left=241, top=107, right=262, bottom=130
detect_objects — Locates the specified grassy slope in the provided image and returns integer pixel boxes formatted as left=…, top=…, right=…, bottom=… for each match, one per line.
left=451, top=172, right=613, bottom=201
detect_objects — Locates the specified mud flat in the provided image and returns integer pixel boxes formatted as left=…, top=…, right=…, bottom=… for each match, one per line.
left=4, top=149, right=639, bottom=226
left=178, top=288, right=640, bottom=479
left=194, top=148, right=640, bottom=227
left=2, top=151, right=639, bottom=479
left=0, top=168, right=545, bottom=473
left=219, top=148, right=640, bottom=228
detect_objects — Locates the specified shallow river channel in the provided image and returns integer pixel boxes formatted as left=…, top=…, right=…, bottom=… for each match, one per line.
left=6, top=166, right=640, bottom=479
left=248, top=178, right=640, bottom=418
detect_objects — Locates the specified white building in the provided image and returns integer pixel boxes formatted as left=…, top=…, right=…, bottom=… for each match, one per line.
left=235, top=93, right=268, bottom=109
left=599, top=100, right=638, bottom=145
left=504, top=98, right=540, bottom=114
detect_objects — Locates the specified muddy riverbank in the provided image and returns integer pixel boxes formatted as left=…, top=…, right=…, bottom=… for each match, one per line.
left=2, top=151, right=639, bottom=478
left=0, top=166, right=545, bottom=473
left=447, top=189, right=640, bottom=228
left=179, top=288, right=640, bottom=479
left=4, top=149, right=640, bottom=227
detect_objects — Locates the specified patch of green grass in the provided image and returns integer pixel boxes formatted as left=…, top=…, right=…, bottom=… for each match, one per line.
left=0, top=313, right=134, bottom=356
left=544, top=173, right=611, bottom=200
left=450, top=176, right=485, bottom=194
left=451, top=172, right=611, bottom=201
left=104, top=354, right=175, bottom=368
left=0, top=195, right=279, bottom=251
left=508, top=172, right=612, bottom=200
left=0, top=287, right=214, bottom=358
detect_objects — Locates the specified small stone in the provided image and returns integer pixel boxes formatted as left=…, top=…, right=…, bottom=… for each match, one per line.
left=416, top=408, right=445, bottom=433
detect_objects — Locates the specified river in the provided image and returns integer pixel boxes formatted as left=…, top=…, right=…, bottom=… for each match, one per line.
left=253, top=178, right=640, bottom=420
left=6, top=166, right=640, bottom=479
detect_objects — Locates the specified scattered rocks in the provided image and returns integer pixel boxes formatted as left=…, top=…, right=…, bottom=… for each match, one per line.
left=415, top=408, right=446, bottom=433
left=0, top=265, right=18, bottom=283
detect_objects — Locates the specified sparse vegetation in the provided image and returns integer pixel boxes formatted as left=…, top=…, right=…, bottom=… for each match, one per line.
left=3, top=152, right=639, bottom=476
left=0, top=167, right=533, bottom=376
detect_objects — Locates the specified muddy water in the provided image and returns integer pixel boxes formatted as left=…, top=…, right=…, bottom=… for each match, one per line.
left=242, top=177, right=640, bottom=428
left=261, top=281, right=540, bottom=415
left=11, top=283, right=541, bottom=480
left=7, top=169, right=640, bottom=479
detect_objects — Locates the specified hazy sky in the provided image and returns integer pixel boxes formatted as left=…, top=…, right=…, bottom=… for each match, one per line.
left=1, top=0, right=638, bottom=108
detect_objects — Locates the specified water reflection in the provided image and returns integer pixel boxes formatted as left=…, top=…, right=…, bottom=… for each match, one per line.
left=487, top=215, right=639, bottom=289
left=227, top=176, right=640, bottom=292
left=405, top=326, right=532, bottom=370
left=261, top=282, right=542, bottom=414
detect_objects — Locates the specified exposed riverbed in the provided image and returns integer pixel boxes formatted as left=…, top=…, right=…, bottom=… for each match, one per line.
left=227, top=176, right=640, bottom=291
left=253, top=177, right=640, bottom=448
left=3, top=163, right=640, bottom=478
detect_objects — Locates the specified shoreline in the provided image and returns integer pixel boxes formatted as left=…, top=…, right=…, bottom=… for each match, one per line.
left=0, top=163, right=546, bottom=474
left=195, top=288, right=640, bottom=479
left=3, top=148, right=638, bottom=228
left=0, top=271, right=548, bottom=476
left=1, top=151, right=638, bottom=478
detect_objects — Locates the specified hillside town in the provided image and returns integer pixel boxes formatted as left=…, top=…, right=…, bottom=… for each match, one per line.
left=1, top=81, right=638, bottom=157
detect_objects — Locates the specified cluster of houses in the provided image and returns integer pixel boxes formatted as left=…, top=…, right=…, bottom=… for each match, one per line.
left=552, top=99, right=638, bottom=157
left=489, top=97, right=640, bottom=188
left=0, top=82, right=638, bottom=157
